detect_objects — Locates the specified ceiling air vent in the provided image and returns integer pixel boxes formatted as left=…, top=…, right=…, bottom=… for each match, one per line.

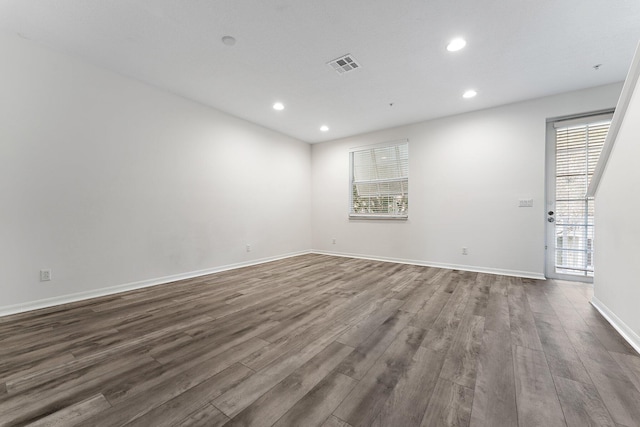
left=327, top=54, right=361, bottom=75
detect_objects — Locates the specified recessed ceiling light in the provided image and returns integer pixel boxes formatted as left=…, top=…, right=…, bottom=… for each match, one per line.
left=320, top=125, right=329, bottom=132
left=221, top=36, right=236, bottom=46
left=447, top=38, right=467, bottom=52
left=462, top=89, right=477, bottom=99
left=273, top=102, right=285, bottom=111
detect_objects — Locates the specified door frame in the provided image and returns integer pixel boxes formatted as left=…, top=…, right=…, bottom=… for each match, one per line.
left=544, top=109, right=613, bottom=282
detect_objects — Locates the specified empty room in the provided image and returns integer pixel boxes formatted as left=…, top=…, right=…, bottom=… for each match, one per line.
left=2, top=1, right=640, bottom=426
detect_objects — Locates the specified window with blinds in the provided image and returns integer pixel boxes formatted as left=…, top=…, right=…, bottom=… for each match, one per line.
left=350, top=140, right=408, bottom=219
left=554, top=117, right=611, bottom=276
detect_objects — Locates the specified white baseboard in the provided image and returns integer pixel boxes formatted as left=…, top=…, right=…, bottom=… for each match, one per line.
left=591, top=296, right=640, bottom=355
left=311, top=250, right=546, bottom=280
left=0, top=250, right=311, bottom=318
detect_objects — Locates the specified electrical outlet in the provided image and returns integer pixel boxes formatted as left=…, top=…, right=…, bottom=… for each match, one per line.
left=246, top=244, right=251, bottom=252
left=332, top=238, right=336, bottom=244
left=462, top=247, right=468, bottom=255
left=40, top=269, right=52, bottom=281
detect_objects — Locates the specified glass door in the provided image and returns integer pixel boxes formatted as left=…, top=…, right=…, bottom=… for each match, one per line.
left=546, top=113, right=612, bottom=280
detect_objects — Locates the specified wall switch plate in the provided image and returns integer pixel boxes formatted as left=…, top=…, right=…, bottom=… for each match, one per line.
left=462, top=247, right=468, bottom=255
left=246, top=244, right=251, bottom=252
left=519, top=199, right=534, bottom=207
left=332, top=238, right=336, bottom=244
left=40, top=269, right=52, bottom=281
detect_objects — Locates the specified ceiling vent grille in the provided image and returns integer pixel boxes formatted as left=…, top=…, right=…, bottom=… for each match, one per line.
left=328, top=54, right=361, bottom=75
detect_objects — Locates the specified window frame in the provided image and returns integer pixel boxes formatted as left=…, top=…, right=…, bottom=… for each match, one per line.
left=348, top=139, right=409, bottom=220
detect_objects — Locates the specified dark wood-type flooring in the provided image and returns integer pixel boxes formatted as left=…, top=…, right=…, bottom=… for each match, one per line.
left=1, top=254, right=639, bottom=426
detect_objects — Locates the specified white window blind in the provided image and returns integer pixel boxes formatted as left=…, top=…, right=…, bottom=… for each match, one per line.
left=553, top=117, right=611, bottom=276
left=350, top=141, right=408, bottom=219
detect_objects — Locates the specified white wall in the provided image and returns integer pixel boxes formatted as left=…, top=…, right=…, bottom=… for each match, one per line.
left=0, top=34, right=311, bottom=314
left=592, top=72, right=640, bottom=350
left=311, top=84, right=622, bottom=278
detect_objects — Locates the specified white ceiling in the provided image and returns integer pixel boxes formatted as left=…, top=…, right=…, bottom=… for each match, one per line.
left=1, top=0, right=639, bottom=143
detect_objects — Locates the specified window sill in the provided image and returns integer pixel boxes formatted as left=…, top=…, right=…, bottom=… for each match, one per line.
left=349, top=214, right=408, bottom=220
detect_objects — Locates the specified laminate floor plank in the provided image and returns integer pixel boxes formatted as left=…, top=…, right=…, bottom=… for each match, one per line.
left=0, top=315, right=112, bottom=350
left=512, top=345, right=566, bottom=427
left=562, top=321, right=640, bottom=426
left=421, top=278, right=471, bottom=353
left=390, top=270, right=423, bottom=293
left=177, top=404, right=229, bottom=427
left=258, top=295, right=348, bottom=343
left=333, top=326, right=426, bottom=427
left=0, top=352, right=76, bottom=388
left=1, top=347, right=154, bottom=403
left=0, top=322, right=113, bottom=358
left=410, top=285, right=455, bottom=329
left=565, top=328, right=621, bottom=367
left=586, top=370, right=640, bottom=427
left=195, top=289, right=300, bottom=324
left=466, top=273, right=490, bottom=317
left=610, top=352, right=640, bottom=393
left=420, top=378, right=473, bottom=427
left=1, top=254, right=637, bottom=427
left=81, top=361, right=251, bottom=427
left=272, top=371, right=357, bottom=427
left=27, top=394, right=111, bottom=427
left=240, top=309, right=352, bottom=372
left=73, top=314, right=216, bottom=362
left=5, top=345, right=150, bottom=395
left=335, top=298, right=403, bottom=347
left=533, top=317, right=592, bottom=384
left=371, top=345, right=448, bottom=427
left=123, top=363, right=253, bottom=427
left=393, top=278, right=426, bottom=301
left=213, top=321, right=351, bottom=418
left=111, top=300, right=230, bottom=334
left=90, top=290, right=191, bottom=314
left=181, top=301, right=280, bottom=339
left=439, top=312, right=485, bottom=389
left=143, top=332, right=194, bottom=358
left=0, top=352, right=161, bottom=426
left=0, top=328, right=120, bottom=375
left=321, top=415, right=353, bottom=427
left=483, top=275, right=510, bottom=333
left=553, top=375, right=617, bottom=427
left=225, top=341, right=353, bottom=427
left=544, top=288, right=592, bottom=333
left=469, top=328, right=518, bottom=427
left=335, top=309, right=414, bottom=380
left=557, top=282, right=592, bottom=307
left=105, top=337, right=268, bottom=406
left=589, top=323, right=638, bottom=356
left=0, top=307, right=99, bottom=333
left=508, top=281, right=543, bottom=351
left=401, top=271, right=451, bottom=315
left=522, top=281, right=557, bottom=315
left=152, top=320, right=279, bottom=366
left=573, top=303, right=615, bottom=330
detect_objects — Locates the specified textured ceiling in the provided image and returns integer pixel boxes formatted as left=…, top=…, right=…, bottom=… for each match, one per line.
left=1, top=0, right=639, bottom=143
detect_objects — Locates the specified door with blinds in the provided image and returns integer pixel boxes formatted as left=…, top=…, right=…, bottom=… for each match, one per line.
left=545, top=113, right=612, bottom=280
